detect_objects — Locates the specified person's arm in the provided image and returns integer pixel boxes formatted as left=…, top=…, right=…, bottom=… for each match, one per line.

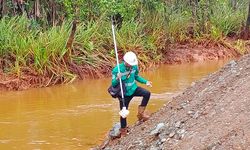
left=135, top=66, right=147, bottom=84
left=111, top=67, right=119, bottom=87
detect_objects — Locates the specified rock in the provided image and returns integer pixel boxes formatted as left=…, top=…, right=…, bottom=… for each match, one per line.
left=188, top=110, right=195, bottom=115
left=193, top=111, right=199, bottom=119
left=157, top=140, right=162, bottom=145
left=179, top=134, right=185, bottom=140
left=175, top=121, right=181, bottom=128
left=231, top=69, right=237, bottom=73
left=164, top=127, right=172, bottom=135
left=150, top=123, right=165, bottom=135
left=177, top=129, right=186, bottom=134
left=174, top=133, right=181, bottom=140
left=149, top=145, right=160, bottom=150
left=206, top=141, right=221, bottom=150
left=169, top=131, right=175, bottom=138
left=236, top=72, right=241, bottom=76
left=176, top=129, right=186, bottom=139
left=159, top=133, right=165, bottom=140
left=132, top=140, right=144, bottom=147
left=228, top=60, right=237, bottom=67
left=176, top=105, right=183, bottom=110
left=180, top=102, right=188, bottom=109
left=161, top=138, right=167, bottom=143
left=127, top=144, right=135, bottom=150
left=218, top=76, right=224, bottom=82
left=109, top=123, right=121, bottom=138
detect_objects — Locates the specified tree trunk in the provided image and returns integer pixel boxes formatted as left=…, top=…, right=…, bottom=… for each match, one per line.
left=190, top=0, right=198, bottom=23
left=244, top=0, right=250, bottom=39
left=16, top=0, right=24, bottom=15
left=24, top=1, right=30, bottom=18
left=0, top=0, right=5, bottom=18
left=51, top=0, right=56, bottom=26
left=34, top=0, right=40, bottom=20
left=230, top=0, right=237, bottom=10
left=12, top=0, right=16, bottom=15
left=204, top=0, right=210, bottom=33
left=18, top=0, right=24, bottom=13
left=46, top=0, right=57, bottom=26
left=88, top=1, right=91, bottom=20
left=64, top=20, right=77, bottom=62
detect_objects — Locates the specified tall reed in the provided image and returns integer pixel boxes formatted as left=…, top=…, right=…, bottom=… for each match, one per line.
left=0, top=0, right=248, bottom=84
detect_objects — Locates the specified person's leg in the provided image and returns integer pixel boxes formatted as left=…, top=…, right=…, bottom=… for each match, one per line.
left=133, top=87, right=151, bottom=121
left=118, top=96, right=133, bottom=136
left=133, top=86, right=151, bottom=106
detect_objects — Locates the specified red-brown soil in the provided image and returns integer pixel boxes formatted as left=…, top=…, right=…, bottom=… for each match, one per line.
left=163, top=40, right=240, bottom=64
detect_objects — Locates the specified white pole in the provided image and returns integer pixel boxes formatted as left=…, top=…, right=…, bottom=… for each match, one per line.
left=111, top=23, right=125, bottom=100
left=111, top=20, right=129, bottom=118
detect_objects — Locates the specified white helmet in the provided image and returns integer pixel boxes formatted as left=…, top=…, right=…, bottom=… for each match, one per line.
left=123, top=51, right=138, bottom=66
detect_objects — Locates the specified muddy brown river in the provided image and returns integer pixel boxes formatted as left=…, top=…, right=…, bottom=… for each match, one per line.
left=0, top=60, right=229, bottom=149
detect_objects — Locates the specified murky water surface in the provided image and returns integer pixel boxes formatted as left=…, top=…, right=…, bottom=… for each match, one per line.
left=0, top=60, right=229, bottom=149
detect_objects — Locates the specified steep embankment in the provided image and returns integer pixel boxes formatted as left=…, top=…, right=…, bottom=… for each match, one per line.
left=0, top=41, right=241, bottom=91
left=102, top=54, right=250, bottom=149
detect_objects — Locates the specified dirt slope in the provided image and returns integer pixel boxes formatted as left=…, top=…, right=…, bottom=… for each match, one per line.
left=102, top=54, right=250, bottom=150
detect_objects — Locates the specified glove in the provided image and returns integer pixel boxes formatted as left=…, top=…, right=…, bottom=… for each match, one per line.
left=146, top=81, right=152, bottom=87
left=116, top=72, right=122, bottom=80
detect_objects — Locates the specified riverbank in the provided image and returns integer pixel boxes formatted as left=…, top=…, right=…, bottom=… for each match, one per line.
left=99, top=53, right=250, bottom=149
left=0, top=39, right=247, bottom=91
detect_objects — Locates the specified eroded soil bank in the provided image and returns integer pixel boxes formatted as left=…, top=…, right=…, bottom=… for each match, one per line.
left=100, top=54, right=250, bottom=150
left=0, top=41, right=242, bottom=91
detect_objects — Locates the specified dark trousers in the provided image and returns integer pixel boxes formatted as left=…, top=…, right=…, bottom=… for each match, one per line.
left=118, top=86, right=151, bottom=128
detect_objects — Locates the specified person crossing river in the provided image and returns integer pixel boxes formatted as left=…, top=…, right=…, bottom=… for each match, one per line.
left=111, top=51, right=152, bottom=137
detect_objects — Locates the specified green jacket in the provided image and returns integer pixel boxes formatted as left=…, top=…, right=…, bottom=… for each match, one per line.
left=111, top=62, right=148, bottom=96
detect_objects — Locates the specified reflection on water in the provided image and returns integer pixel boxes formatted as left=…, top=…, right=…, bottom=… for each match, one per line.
left=0, top=60, right=229, bottom=149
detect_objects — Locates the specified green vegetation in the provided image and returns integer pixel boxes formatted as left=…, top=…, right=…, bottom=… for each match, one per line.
left=0, top=0, right=249, bottom=85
